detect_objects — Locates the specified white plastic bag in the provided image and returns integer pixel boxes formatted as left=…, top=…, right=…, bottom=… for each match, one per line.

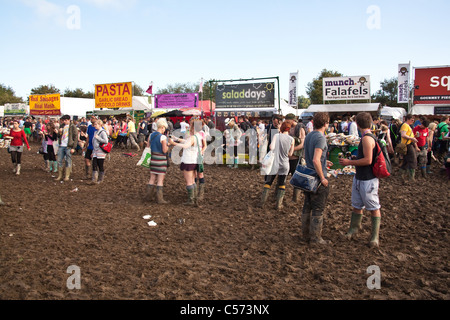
left=260, top=150, right=275, bottom=176
left=137, top=147, right=151, bottom=168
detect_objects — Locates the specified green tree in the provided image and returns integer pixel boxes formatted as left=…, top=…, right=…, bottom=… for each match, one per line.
left=30, top=84, right=60, bottom=95
left=64, top=88, right=94, bottom=98
left=156, top=82, right=198, bottom=95
left=306, top=69, right=344, bottom=104
left=297, top=95, right=311, bottom=109
left=0, top=84, right=24, bottom=105
left=133, top=84, right=146, bottom=96
left=371, top=78, right=404, bottom=109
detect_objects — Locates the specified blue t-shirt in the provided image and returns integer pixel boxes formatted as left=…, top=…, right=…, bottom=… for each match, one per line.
left=304, top=130, right=328, bottom=175
left=87, top=125, right=98, bottom=150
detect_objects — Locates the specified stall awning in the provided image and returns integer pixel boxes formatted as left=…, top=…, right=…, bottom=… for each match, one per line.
left=306, top=103, right=382, bottom=114
left=411, top=104, right=450, bottom=116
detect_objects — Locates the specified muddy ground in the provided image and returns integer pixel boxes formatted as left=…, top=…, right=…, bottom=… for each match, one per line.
left=0, top=142, right=449, bottom=301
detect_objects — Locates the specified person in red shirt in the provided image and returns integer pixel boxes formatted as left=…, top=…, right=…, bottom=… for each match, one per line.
left=413, top=118, right=430, bottom=178
left=5, top=120, right=31, bottom=175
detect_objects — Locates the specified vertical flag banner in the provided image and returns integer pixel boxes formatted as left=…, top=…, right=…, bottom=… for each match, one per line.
left=398, top=64, right=410, bottom=104
left=289, top=72, right=299, bottom=107
left=146, top=82, right=153, bottom=95
left=95, top=82, right=133, bottom=109
left=29, top=94, right=61, bottom=116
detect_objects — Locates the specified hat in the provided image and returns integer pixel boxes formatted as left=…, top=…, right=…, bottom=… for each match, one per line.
left=225, top=118, right=231, bottom=125
left=285, top=113, right=296, bottom=120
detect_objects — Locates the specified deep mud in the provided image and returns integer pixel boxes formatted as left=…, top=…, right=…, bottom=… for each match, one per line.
left=0, top=143, right=449, bottom=300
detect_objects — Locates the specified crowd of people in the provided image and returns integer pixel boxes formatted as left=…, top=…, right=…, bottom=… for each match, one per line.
left=1, top=112, right=449, bottom=247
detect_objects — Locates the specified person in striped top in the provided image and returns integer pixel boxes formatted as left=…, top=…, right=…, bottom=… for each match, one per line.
left=145, top=118, right=170, bottom=204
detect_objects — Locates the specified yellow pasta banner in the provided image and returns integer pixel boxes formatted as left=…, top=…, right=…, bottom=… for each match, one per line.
left=95, top=82, right=133, bottom=109
left=29, top=94, right=61, bottom=116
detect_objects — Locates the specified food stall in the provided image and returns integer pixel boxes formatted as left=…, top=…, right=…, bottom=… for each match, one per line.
left=326, top=133, right=360, bottom=176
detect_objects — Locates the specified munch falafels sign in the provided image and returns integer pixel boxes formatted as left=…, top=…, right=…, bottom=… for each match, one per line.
left=95, top=82, right=133, bottom=109
left=323, top=76, right=371, bottom=101
left=215, top=82, right=275, bottom=108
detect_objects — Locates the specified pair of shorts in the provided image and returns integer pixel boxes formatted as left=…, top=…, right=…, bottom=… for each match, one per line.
left=351, top=177, right=381, bottom=211
left=180, top=163, right=198, bottom=172
left=24, top=128, right=31, bottom=135
left=84, top=149, right=94, bottom=160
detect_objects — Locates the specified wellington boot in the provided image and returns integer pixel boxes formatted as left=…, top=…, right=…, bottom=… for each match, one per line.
left=44, top=160, right=50, bottom=172
left=84, top=165, right=91, bottom=180
left=426, top=165, right=432, bottom=174
left=260, top=187, right=270, bottom=209
left=52, top=162, right=58, bottom=173
left=275, top=188, right=286, bottom=211
left=183, top=187, right=196, bottom=206
left=0, top=195, right=4, bottom=206
left=369, top=217, right=381, bottom=248
left=309, top=215, right=330, bottom=245
left=63, top=166, right=72, bottom=182
left=16, top=164, right=21, bottom=176
left=197, top=183, right=205, bottom=202
left=301, top=213, right=311, bottom=241
left=97, top=172, right=105, bottom=184
left=156, top=186, right=168, bottom=204
left=420, top=167, right=427, bottom=178
left=89, top=171, right=98, bottom=185
left=144, top=185, right=156, bottom=202
left=12, top=163, right=17, bottom=174
left=48, top=161, right=53, bottom=173
left=56, top=168, right=64, bottom=181
left=292, top=188, right=301, bottom=203
left=408, top=169, right=416, bottom=181
left=345, top=212, right=363, bottom=240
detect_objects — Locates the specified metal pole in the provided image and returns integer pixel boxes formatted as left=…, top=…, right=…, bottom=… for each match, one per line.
left=277, top=76, right=281, bottom=114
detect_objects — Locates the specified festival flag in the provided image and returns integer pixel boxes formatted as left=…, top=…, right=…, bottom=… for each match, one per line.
left=146, top=82, right=153, bottom=95
left=199, top=78, right=204, bottom=93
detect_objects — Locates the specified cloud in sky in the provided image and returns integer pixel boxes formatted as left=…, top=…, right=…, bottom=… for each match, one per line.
left=82, top=0, right=138, bottom=10
left=19, top=0, right=66, bottom=27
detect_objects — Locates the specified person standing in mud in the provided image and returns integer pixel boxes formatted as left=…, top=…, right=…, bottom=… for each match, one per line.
left=300, top=112, right=333, bottom=245
left=399, top=114, right=419, bottom=181
left=4, top=120, right=31, bottom=176
left=144, top=118, right=170, bottom=204
left=170, top=119, right=203, bottom=206
left=339, top=112, right=382, bottom=248
left=285, top=113, right=306, bottom=203
left=260, top=121, right=295, bottom=210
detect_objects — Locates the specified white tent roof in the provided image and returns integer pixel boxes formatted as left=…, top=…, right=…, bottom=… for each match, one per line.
left=380, top=107, right=407, bottom=120
left=306, top=103, right=382, bottom=113
left=61, top=97, right=95, bottom=118
left=132, top=96, right=152, bottom=111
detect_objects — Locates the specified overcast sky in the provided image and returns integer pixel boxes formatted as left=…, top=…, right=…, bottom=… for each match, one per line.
left=0, top=0, right=448, bottom=101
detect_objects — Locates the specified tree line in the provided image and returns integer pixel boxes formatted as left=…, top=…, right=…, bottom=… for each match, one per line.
left=0, top=71, right=404, bottom=110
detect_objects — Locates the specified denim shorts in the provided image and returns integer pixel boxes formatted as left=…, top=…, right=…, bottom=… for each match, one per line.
left=351, top=177, right=381, bottom=211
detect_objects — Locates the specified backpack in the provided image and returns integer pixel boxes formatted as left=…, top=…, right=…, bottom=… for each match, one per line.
left=367, top=133, right=391, bottom=178
left=98, top=130, right=112, bottom=153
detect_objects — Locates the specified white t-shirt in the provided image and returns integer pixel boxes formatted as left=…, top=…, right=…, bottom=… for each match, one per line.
left=349, top=122, right=358, bottom=136
left=180, top=121, right=189, bottom=133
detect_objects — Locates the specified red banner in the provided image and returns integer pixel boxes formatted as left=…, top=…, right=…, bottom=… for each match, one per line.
left=414, top=67, right=450, bottom=105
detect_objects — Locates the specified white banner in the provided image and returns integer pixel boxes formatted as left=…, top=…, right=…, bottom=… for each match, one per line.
left=398, top=64, right=410, bottom=104
left=289, top=72, right=298, bottom=106
left=323, top=76, right=371, bottom=101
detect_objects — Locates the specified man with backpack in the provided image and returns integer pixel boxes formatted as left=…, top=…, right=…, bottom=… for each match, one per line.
left=339, top=112, right=382, bottom=248
left=435, top=117, right=449, bottom=162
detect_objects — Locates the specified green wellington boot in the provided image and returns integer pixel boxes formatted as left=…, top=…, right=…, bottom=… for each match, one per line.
left=260, top=186, right=270, bottom=209
left=345, top=212, right=363, bottom=240
left=275, top=188, right=286, bottom=211
left=369, top=217, right=381, bottom=248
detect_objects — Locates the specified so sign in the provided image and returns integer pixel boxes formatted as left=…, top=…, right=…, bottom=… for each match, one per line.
left=414, top=67, right=450, bottom=105
left=95, top=82, right=133, bottom=109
